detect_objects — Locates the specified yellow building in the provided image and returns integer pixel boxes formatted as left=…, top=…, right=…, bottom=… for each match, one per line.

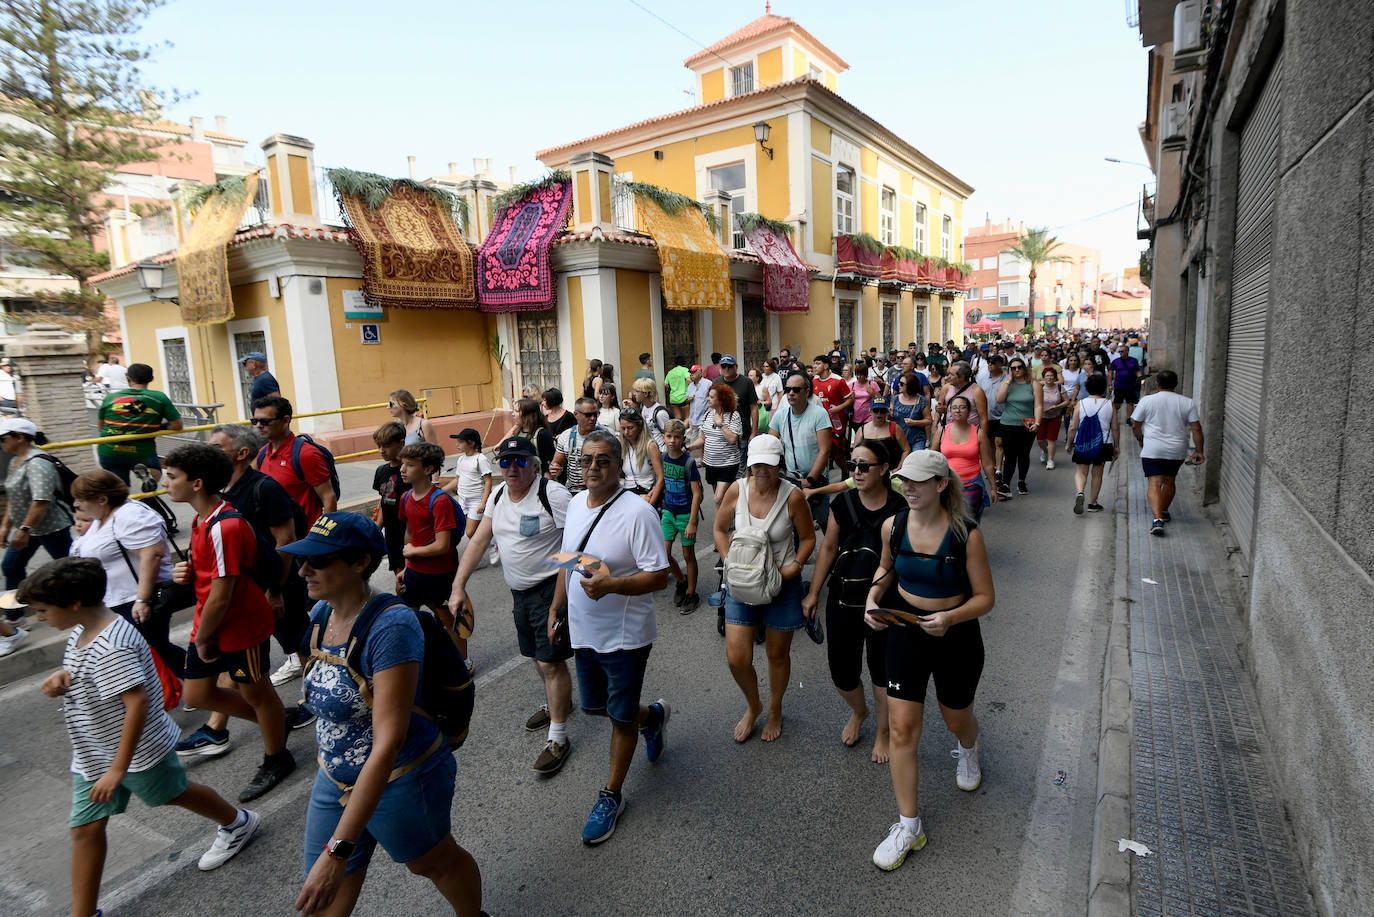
left=536, top=9, right=974, bottom=368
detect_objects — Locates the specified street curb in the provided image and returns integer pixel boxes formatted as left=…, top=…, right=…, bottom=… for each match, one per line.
left=0, top=494, right=381, bottom=688
left=1088, top=458, right=1134, bottom=917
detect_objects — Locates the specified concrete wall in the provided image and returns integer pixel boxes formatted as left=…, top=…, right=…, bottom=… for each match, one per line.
left=1182, top=2, right=1374, bottom=912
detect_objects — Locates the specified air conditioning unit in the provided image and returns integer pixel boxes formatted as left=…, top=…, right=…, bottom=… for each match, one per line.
left=1161, top=101, right=1188, bottom=151
left=1173, top=0, right=1206, bottom=72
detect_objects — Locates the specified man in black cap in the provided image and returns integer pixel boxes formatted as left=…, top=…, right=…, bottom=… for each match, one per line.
left=829, top=338, right=848, bottom=364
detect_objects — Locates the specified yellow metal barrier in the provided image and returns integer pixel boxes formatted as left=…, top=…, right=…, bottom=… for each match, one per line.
left=42, top=400, right=423, bottom=452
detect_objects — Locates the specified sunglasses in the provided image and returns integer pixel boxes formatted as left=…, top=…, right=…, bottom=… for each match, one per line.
left=296, top=552, right=345, bottom=569
left=577, top=410, right=598, bottom=418
left=584, top=453, right=616, bottom=467
left=250, top=416, right=279, bottom=426
left=498, top=456, right=530, bottom=469
left=783, top=385, right=807, bottom=393
left=847, top=460, right=881, bottom=473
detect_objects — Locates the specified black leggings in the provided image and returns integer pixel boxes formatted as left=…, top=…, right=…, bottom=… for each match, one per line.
left=111, top=599, right=186, bottom=674
left=826, top=599, right=887, bottom=692
left=276, top=575, right=311, bottom=657
left=1000, top=423, right=1035, bottom=485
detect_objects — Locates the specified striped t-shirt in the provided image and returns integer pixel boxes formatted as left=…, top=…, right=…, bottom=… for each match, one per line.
left=61, top=616, right=179, bottom=780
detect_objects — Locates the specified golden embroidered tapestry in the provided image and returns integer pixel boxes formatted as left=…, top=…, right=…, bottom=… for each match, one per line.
left=177, top=173, right=258, bottom=326
left=339, top=184, right=476, bottom=309
left=634, top=193, right=732, bottom=311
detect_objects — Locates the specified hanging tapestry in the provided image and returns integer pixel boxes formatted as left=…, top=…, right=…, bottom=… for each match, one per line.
left=334, top=174, right=475, bottom=310
left=177, top=173, right=258, bottom=326
left=634, top=190, right=732, bottom=311
left=742, top=222, right=809, bottom=314
left=834, top=233, right=882, bottom=279
left=476, top=176, right=572, bottom=312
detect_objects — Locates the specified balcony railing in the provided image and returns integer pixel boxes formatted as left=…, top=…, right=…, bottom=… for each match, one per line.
left=237, top=170, right=272, bottom=230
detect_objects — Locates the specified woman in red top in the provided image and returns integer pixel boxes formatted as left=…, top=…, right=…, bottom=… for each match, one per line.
left=937, top=396, right=997, bottom=522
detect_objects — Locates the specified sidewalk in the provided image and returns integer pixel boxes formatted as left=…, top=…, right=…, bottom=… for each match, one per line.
left=1119, top=437, right=1317, bottom=916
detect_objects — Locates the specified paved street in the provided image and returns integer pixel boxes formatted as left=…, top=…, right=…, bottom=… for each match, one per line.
left=0, top=458, right=1114, bottom=917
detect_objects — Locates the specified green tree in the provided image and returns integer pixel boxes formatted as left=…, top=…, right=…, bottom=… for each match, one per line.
left=1003, top=226, right=1069, bottom=331
left=0, top=0, right=178, bottom=350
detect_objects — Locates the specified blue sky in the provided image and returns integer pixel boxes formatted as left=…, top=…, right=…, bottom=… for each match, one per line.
left=143, top=0, right=1152, bottom=272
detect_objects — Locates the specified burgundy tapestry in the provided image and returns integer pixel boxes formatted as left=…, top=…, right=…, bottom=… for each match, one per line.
left=744, top=224, right=810, bottom=313
left=476, top=178, right=573, bottom=312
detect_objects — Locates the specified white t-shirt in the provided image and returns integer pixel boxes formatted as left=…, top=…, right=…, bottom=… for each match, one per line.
left=72, top=501, right=175, bottom=607
left=561, top=490, right=669, bottom=653
left=1132, top=391, right=1199, bottom=460
left=62, top=616, right=180, bottom=780
left=760, top=372, right=783, bottom=407
left=96, top=362, right=128, bottom=389
left=0, top=368, right=16, bottom=401
left=686, top=378, right=711, bottom=427
left=486, top=479, right=570, bottom=590
left=452, top=452, right=492, bottom=510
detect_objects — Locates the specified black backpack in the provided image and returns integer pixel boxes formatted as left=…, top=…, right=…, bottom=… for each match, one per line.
left=303, top=594, right=474, bottom=751
left=206, top=508, right=286, bottom=594
left=828, top=490, right=902, bottom=609
left=887, top=507, right=973, bottom=596
left=34, top=452, right=78, bottom=510
left=255, top=434, right=341, bottom=499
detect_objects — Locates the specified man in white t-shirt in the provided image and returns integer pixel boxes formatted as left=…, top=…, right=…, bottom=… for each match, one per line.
left=448, top=436, right=574, bottom=776
left=549, top=429, right=670, bottom=846
left=95, top=356, right=128, bottom=390
left=548, top=397, right=599, bottom=493
left=1131, top=370, right=1204, bottom=536
left=684, top=365, right=710, bottom=457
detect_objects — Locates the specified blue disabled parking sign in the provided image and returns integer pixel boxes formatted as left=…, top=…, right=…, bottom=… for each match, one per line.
left=360, top=323, right=381, bottom=344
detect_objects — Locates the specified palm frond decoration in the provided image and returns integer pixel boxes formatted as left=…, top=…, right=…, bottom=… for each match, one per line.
left=179, top=176, right=250, bottom=214
left=326, top=167, right=468, bottom=232
left=884, top=244, right=924, bottom=262
left=839, top=231, right=885, bottom=255
left=622, top=179, right=722, bottom=234
left=488, top=170, right=571, bottom=222
left=734, top=211, right=794, bottom=237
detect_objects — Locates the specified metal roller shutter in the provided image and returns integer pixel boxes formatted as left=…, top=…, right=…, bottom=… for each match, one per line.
left=1220, top=60, right=1282, bottom=558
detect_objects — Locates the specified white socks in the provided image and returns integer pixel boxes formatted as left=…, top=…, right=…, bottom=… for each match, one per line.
left=548, top=720, right=568, bottom=745
left=900, top=814, right=921, bottom=834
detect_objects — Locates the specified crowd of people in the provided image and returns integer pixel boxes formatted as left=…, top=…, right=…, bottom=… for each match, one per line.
left=0, top=326, right=1213, bottom=914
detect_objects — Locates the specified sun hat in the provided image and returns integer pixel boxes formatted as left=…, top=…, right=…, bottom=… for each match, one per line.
left=893, top=450, right=961, bottom=485
left=745, top=435, right=784, bottom=467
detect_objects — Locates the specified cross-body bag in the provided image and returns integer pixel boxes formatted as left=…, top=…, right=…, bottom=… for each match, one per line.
left=552, top=488, right=628, bottom=648
left=112, top=521, right=189, bottom=712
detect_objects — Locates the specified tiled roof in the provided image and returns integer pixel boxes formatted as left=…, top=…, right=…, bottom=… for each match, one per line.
left=682, top=13, right=848, bottom=70
left=85, top=223, right=353, bottom=284
left=136, top=118, right=247, bottom=144
left=1101, top=289, right=1150, bottom=299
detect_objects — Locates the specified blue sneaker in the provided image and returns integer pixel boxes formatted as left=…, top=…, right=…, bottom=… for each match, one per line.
left=641, top=699, right=669, bottom=763
left=581, top=789, right=625, bottom=845
left=176, top=725, right=231, bottom=758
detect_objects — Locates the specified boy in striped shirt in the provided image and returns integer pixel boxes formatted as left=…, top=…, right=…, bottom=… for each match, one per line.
left=27, top=558, right=258, bottom=917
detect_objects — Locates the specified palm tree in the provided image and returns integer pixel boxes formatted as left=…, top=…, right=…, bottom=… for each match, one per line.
left=1003, top=227, right=1069, bottom=331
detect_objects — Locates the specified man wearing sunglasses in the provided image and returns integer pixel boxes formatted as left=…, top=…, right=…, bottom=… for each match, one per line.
left=549, top=398, right=601, bottom=493
left=770, top=371, right=833, bottom=526
left=251, top=396, right=337, bottom=526
left=450, top=436, right=575, bottom=776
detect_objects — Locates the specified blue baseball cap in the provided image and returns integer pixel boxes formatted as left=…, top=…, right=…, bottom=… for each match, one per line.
left=719, top=354, right=738, bottom=366
left=238, top=351, right=267, bottom=363
left=870, top=396, right=890, bottom=411
left=279, top=512, right=385, bottom=559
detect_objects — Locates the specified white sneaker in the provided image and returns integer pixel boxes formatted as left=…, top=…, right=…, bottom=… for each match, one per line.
left=269, top=655, right=302, bottom=686
left=952, top=740, right=982, bottom=791
left=1038, top=452, right=1047, bottom=464
left=872, top=820, right=926, bottom=871
left=198, top=809, right=260, bottom=870
left=1046, top=459, right=1056, bottom=470
left=0, top=628, right=27, bottom=657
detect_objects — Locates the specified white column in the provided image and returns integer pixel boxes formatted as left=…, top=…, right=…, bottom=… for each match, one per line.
left=733, top=287, right=745, bottom=361
left=578, top=268, right=620, bottom=373
left=280, top=274, right=341, bottom=434
left=649, top=273, right=664, bottom=379
left=556, top=276, right=575, bottom=397
left=768, top=312, right=780, bottom=356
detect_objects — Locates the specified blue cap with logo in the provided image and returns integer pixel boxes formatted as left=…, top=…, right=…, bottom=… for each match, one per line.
left=279, top=512, right=385, bottom=559
left=238, top=351, right=267, bottom=364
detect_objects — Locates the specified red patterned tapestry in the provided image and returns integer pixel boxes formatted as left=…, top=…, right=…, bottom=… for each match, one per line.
left=834, top=234, right=881, bottom=278
left=477, top=178, right=572, bottom=312
left=743, top=223, right=810, bottom=313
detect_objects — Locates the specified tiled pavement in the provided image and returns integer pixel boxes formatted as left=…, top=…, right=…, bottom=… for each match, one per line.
left=1122, top=438, right=1317, bottom=917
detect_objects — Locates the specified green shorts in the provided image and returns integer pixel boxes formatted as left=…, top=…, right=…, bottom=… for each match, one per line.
left=660, top=510, right=696, bottom=546
left=70, top=750, right=188, bottom=828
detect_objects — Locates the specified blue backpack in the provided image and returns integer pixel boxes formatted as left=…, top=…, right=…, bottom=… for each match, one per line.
left=256, top=434, right=341, bottom=499
left=422, top=486, right=466, bottom=536
left=1073, top=402, right=1108, bottom=461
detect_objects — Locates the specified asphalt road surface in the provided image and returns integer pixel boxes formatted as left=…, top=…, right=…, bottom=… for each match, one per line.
left=0, top=458, right=1115, bottom=917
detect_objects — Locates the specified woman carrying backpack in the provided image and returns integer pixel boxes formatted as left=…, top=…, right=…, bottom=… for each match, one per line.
left=802, top=442, right=905, bottom=762
left=862, top=450, right=995, bottom=873
left=712, top=436, right=816, bottom=744
left=1066, top=373, right=1117, bottom=515
left=283, top=512, right=485, bottom=917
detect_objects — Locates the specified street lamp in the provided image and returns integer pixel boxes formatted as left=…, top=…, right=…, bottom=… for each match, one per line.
left=753, top=121, right=774, bottom=160
left=1104, top=156, right=1153, bottom=171
left=135, top=260, right=178, bottom=303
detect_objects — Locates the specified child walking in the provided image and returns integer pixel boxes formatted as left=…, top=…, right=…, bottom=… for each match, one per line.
left=28, top=557, right=259, bottom=917
left=659, top=420, right=703, bottom=612
left=371, top=421, right=409, bottom=573
left=445, top=428, right=497, bottom=568
left=397, top=442, right=468, bottom=656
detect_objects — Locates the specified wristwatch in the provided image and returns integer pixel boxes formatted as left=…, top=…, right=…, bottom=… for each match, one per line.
left=324, top=838, right=356, bottom=860
left=17, top=525, right=31, bottom=533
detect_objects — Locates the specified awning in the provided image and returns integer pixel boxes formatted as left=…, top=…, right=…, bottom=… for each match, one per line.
left=476, top=175, right=572, bottom=313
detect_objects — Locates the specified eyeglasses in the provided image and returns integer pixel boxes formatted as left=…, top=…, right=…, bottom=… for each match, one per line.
left=783, top=385, right=807, bottom=393
left=847, top=460, right=880, bottom=473
left=585, top=453, right=616, bottom=467
left=250, top=416, right=279, bottom=426
left=498, top=456, right=530, bottom=469
left=297, top=552, right=345, bottom=569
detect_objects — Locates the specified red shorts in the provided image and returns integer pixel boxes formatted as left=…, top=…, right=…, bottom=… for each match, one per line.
left=1037, top=416, right=1063, bottom=442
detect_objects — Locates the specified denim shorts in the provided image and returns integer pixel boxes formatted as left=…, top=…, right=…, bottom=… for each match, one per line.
left=574, top=644, right=652, bottom=725
left=724, top=576, right=805, bottom=632
left=303, top=750, right=456, bottom=877
left=511, top=576, right=571, bottom=663
left=70, top=750, right=188, bottom=827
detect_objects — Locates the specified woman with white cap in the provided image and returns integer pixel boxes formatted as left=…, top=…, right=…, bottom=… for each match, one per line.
left=862, top=450, right=995, bottom=872
left=0, top=418, right=74, bottom=590
left=712, top=435, right=816, bottom=743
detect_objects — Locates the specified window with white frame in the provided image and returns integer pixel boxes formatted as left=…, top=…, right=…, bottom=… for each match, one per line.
left=983, top=286, right=997, bottom=300
left=879, top=187, right=896, bottom=245
left=915, top=303, right=928, bottom=349
left=708, top=162, right=748, bottom=249
left=731, top=63, right=754, bottom=96
left=231, top=329, right=268, bottom=416
left=913, top=203, right=927, bottom=253
left=881, top=301, right=896, bottom=353
left=807, top=64, right=821, bottom=82
left=159, top=336, right=193, bottom=403
left=941, top=215, right=953, bottom=260
left=835, top=166, right=855, bottom=235
left=965, top=287, right=978, bottom=301
left=982, top=256, right=997, bottom=270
